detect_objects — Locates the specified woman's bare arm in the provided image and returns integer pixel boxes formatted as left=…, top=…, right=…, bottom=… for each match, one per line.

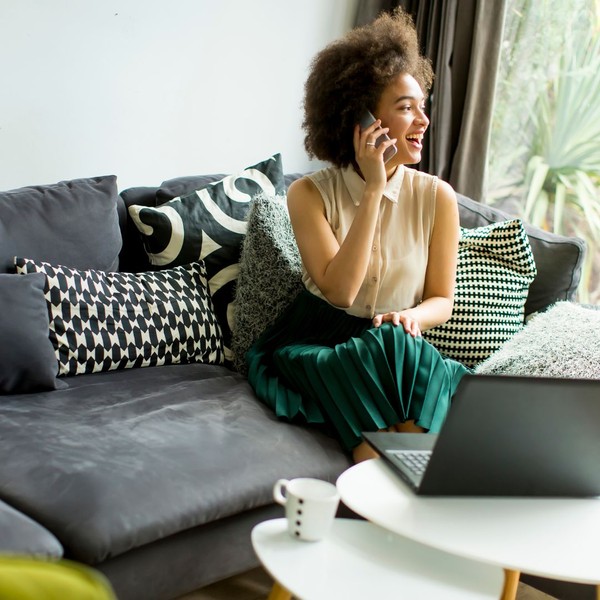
left=372, top=179, right=459, bottom=334
left=287, top=121, right=396, bottom=308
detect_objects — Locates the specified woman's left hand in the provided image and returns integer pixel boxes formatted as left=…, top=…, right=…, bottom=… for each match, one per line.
left=372, top=311, right=422, bottom=337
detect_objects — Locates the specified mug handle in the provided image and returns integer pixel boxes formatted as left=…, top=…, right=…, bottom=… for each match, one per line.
left=273, top=478, right=290, bottom=506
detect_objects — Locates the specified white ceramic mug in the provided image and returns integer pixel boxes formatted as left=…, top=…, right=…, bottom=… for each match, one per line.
left=273, top=477, right=340, bottom=542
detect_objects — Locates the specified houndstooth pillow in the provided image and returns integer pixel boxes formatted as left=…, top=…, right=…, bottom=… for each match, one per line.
left=423, top=219, right=537, bottom=368
left=15, top=258, right=224, bottom=376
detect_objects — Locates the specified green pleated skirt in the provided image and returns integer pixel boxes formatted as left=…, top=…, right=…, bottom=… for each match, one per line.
left=246, top=290, right=469, bottom=451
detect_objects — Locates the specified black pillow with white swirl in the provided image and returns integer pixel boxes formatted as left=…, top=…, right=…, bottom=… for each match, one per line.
left=128, top=154, right=285, bottom=361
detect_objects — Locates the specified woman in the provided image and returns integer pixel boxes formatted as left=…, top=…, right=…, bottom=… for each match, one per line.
left=247, top=8, right=468, bottom=463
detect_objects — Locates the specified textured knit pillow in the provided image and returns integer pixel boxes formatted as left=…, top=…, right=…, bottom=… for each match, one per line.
left=231, top=193, right=303, bottom=374
left=15, top=258, right=224, bottom=376
left=127, top=154, right=285, bottom=361
left=423, top=219, right=537, bottom=368
left=475, top=302, right=600, bottom=378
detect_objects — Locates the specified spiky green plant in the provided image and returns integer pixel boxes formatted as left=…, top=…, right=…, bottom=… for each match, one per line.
left=521, top=21, right=600, bottom=301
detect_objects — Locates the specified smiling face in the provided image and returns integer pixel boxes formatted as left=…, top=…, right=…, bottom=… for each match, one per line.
left=374, top=73, right=429, bottom=167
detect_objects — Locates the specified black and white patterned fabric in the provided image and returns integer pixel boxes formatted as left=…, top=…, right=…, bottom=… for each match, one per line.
left=423, top=219, right=537, bottom=368
left=127, top=154, right=285, bottom=361
left=15, top=258, right=224, bottom=376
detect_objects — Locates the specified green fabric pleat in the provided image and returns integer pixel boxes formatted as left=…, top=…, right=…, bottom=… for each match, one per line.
left=247, top=290, right=469, bottom=451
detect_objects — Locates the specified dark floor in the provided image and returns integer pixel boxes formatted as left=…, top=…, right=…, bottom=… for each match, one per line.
left=177, top=566, right=558, bottom=600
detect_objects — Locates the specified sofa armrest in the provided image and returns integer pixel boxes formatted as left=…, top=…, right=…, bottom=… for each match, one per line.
left=0, top=499, right=63, bottom=558
left=456, top=194, right=586, bottom=316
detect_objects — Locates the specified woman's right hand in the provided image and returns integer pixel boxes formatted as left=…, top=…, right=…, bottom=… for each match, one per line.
left=353, top=120, right=396, bottom=190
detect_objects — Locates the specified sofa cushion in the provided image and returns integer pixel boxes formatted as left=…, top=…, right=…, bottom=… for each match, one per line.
left=15, top=259, right=223, bottom=376
left=0, top=363, right=351, bottom=564
left=232, top=193, right=303, bottom=374
left=457, top=194, right=585, bottom=315
left=0, top=273, right=66, bottom=394
left=476, top=302, right=600, bottom=378
left=423, top=219, right=537, bottom=368
left=127, top=154, right=286, bottom=360
left=0, top=176, right=122, bottom=274
left=0, top=499, right=63, bottom=558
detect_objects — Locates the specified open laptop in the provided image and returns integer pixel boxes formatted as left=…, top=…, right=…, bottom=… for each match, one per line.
left=363, top=374, right=600, bottom=497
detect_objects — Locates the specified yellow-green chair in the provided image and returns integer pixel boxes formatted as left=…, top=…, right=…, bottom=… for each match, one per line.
left=0, top=557, right=116, bottom=600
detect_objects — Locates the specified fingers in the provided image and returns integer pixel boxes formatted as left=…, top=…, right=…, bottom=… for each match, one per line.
left=358, top=119, right=393, bottom=156
left=404, top=318, right=422, bottom=338
left=372, top=313, right=422, bottom=337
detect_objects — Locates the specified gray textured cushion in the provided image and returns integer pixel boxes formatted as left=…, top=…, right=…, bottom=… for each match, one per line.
left=0, top=499, right=63, bottom=558
left=0, top=273, right=65, bottom=394
left=476, top=302, right=600, bottom=378
left=457, top=194, right=586, bottom=316
left=0, top=176, right=122, bottom=274
left=231, top=193, right=303, bottom=374
left=0, top=363, right=350, bottom=564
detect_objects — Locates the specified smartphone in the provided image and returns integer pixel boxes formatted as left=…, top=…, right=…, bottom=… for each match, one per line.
left=358, top=109, right=398, bottom=163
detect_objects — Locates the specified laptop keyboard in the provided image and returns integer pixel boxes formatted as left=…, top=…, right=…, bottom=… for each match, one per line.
left=388, top=450, right=431, bottom=476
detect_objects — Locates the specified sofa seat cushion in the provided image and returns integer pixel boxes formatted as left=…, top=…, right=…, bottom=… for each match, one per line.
left=0, top=364, right=350, bottom=564
left=0, top=499, right=63, bottom=558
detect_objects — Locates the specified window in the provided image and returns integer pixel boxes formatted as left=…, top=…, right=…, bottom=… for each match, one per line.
left=486, top=0, right=600, bottom=303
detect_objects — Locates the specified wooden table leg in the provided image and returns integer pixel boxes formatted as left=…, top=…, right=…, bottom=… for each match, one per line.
left=500, top=569, right=520, bottom=600
left=267, top=580, right=292, bottom=600
left=596, top=584, right=600, bottom=600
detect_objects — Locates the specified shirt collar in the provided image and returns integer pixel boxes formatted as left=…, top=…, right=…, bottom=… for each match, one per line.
left=342, top=164, right=405, bottom=206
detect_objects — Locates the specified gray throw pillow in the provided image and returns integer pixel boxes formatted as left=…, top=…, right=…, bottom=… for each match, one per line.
left=0, top=175, right=122, bottom=273
left=475, top=302, right=600, bottom=378
left=0, top=273, right=65, bottom=393
left=231, top=193, right=303, bottom=374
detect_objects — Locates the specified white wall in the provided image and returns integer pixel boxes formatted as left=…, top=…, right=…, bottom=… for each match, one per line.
left=0, top=0, right=358, bottom=191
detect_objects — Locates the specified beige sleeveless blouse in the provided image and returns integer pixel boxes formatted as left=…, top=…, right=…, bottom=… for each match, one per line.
left=303, top=165, right=437, bottom=318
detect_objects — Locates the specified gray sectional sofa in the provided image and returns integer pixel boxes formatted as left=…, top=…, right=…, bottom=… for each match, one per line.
left=0, top=159, right=590, bottom=600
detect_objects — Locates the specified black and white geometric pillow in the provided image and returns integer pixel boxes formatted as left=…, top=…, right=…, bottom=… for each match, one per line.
left=127, top=154, right=285, bottom=362
left=423, top=219, right=537, bottom=368
left=15, top=258, right=224, bottom=376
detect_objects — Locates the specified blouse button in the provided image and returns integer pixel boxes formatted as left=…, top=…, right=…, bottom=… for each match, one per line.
left=372, top=245, right=377, bottom=252
left=372, top=276, right=378, bottom=282
left=366, top=304, right=372, bottom=310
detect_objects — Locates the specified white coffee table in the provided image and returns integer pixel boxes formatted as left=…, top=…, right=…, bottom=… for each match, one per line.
left=252, top=517, right=504, bottom=600
left=337, top=458, right=600, bottom=600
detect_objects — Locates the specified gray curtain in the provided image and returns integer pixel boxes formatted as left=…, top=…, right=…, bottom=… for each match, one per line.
left=355, top=0, right=507, bottom=201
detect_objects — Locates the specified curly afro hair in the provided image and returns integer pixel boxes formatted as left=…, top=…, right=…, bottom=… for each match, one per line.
left=302, top=7, right=433, bottom=168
